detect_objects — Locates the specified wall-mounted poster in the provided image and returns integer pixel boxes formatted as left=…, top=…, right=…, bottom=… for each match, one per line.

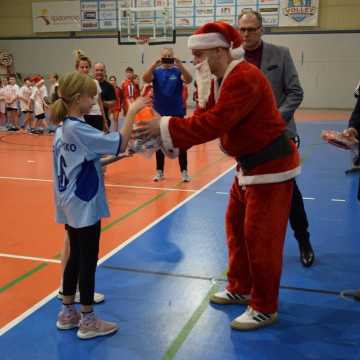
left=196, top=0, right=214, bottom=5
left=258, top=0, right=280, bottom=27
left=176, top=0, right=194, bottom=7
left=216, top=6, right=235, bottom=17
left=195, top=16, right=215, bottom=26
left=279, top=0, right=319, bottom=26
left=32, top=1, right=81, bottom=32
left=196, top=7, right=214, bottom=17
left=176, top=6, right=194, bottom=27
left=99, top=0, right=117, bottom=29
left=81, top=0, right=99, bottom=30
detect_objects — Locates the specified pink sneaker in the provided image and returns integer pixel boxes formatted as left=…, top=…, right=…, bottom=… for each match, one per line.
left=77, top=312, right=118, bottom=339
left=56, top=305, right=80, bottom=330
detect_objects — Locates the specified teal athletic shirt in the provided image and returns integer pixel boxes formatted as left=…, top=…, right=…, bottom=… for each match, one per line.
left=153, top=67, right=185, bottom=117
left=52, top=116, right=121, bottom=228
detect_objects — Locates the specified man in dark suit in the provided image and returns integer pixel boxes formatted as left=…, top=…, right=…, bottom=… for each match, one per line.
left=238, top=10, right=315, bottom=267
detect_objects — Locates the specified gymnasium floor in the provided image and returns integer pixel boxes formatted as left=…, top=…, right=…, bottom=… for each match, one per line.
left=1, top=110, right=360, bottom=360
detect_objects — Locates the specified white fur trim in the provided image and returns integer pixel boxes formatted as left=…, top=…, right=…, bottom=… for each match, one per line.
left=230, top=46, right=245, bottom=60
left=215, top=59, right=243, bottom=103
left=236, top=166, right=301, bottom=186
left=159, top=116, right=179, bottom=159
left=188, top=33, right=230, bottom=50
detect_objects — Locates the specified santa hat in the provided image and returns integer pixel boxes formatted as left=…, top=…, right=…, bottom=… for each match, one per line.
left=188, top=21, right=244, bottom=59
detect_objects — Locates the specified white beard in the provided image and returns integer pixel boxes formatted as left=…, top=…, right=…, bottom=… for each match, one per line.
left=194, top=59, right=212, bottom=109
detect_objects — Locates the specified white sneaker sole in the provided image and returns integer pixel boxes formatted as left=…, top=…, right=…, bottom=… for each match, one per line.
left=56, top=321, right=79, bottom=330
left=209, top=292, right=250, bottom=305
left=231, top=316, right=277, bottom=331
left=77, top=326, right=118, bottom=339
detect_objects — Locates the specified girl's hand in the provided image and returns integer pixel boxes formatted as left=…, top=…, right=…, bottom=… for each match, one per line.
left=129, top=96, right=152, bottom=114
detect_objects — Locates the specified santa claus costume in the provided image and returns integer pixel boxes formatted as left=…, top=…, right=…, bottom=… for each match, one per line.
left=157, top=22, right=301, bottom=330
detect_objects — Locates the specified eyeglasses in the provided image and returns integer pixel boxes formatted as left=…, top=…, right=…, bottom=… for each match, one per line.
left=239, top=26, right=261, bottom=33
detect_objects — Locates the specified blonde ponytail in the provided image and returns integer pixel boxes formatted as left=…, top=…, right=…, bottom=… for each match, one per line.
left=50, top=98, right=68, bottom=125
left=49, top=71, right=97, bottom=124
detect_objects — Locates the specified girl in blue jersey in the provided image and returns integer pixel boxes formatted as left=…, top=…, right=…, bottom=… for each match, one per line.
left=51, top=71, right=149, bottom=339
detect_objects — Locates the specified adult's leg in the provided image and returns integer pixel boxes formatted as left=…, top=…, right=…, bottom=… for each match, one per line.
left=289, top=179, right=314, bottom=266
left=289, top=180, right=310, bottom=241
left=225, top=179, right=252, bottom=294
left=245, top=180, right=293, bottom=314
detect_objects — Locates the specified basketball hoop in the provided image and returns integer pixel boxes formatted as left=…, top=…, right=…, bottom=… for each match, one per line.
left=134, top=35, right=150, bottom=65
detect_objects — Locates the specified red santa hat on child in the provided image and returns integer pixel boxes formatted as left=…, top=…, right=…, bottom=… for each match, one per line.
left=188, top=21, right=244, bottom=59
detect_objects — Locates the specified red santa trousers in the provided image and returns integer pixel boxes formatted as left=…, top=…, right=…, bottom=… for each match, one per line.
left=225, top=177, right=293, bottom=314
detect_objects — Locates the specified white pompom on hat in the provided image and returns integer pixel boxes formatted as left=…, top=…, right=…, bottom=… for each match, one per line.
left=188, top=21, right=244, bottom=59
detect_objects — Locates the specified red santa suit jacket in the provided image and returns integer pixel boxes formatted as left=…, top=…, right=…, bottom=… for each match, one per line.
left=159, top=60, right=300, bottom=185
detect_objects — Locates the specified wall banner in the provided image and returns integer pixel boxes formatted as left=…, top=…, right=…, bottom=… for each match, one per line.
left=32, top=1, right=81, bottom=32
left=279, top=0, right=319, bottom=27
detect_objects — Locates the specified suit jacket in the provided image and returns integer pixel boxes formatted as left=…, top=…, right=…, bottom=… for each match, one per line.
left=349, top=96, right=360, bottom=133
left=260, top=41, right=304, bottom=138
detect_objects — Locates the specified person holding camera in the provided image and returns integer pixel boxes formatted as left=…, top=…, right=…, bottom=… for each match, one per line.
left=142, top=47, right=193, bottom=182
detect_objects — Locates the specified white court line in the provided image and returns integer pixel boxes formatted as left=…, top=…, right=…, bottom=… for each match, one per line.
left=331, top=198, right=346, bottom=202
left=216, top=191, right=229, bottom=195
left=0, top=164, right=236, bottom=336
left=303, top=197, right=316, bottom=200
left=0, top=253, right=61, bottom=264
left=0, top=176, right=198, bottom=193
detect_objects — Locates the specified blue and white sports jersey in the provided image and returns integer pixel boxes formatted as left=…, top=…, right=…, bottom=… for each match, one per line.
left=52, top=116, right=121, bottom=228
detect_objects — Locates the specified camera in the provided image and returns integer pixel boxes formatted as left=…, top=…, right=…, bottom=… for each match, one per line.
left=161, top=57, right=174, bottom=64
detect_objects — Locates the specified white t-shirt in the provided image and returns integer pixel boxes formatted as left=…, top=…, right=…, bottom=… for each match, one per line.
left=4, top=84, right=19, bottom=109
left=31, top=84, right=48, bottom=116
left=0, top=87, right=5, bottom=114
left=88, top=79, right=102, bottom=116
left=18, top=85, right=33, bottom=112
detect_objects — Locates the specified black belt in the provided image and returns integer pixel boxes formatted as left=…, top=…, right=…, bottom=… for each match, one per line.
left=237, top=133, right=292, bottom=172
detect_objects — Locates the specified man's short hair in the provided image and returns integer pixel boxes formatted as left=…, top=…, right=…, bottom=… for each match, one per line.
left=125, top=67, right=134, bottom=72
left=238, top=10, right=263, bottom=27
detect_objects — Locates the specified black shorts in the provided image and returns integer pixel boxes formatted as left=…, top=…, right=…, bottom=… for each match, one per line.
left=6, top=107, right=17, bottom=112
left=84, top=114, right=104, bottom=131
left=35, top=113, right=46, bottom=120
left=22, top=110, right=33, bottom=114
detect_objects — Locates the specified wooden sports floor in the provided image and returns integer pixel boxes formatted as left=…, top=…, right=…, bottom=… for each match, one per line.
left=1, top=109, right=360, bottom=360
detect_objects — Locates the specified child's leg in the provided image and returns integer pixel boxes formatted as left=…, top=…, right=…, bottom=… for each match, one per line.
left=76, top=221, right=118, bottom=339
left=59, top=231, right=70, bottom=293
left=13, top=110, right=19, bottom=128
left=56, top=226, right=80, bottom=331
left=77, top=221, right=101, bottom=310
left=113, top=111, right=119, bottom=132
left=62, top=226, right=79, bottom=304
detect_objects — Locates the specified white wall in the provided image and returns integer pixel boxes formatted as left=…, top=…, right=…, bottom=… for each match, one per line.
left=1, top=32, right=359, bottom=109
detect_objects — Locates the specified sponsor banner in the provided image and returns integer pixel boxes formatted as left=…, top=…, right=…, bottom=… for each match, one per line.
left=99, top=0, right=117, bottom=29
left=258, top=2, right=280, bottom=26
left=81, top=0, right=99, bottom=30
left=279, top=0, right=319, bottom=26
left=32, top=1, right=81, bottom=32
left=216, top=5, right=235, bottom=16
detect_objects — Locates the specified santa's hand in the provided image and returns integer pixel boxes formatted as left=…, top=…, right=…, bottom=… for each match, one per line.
left=342, top=127, right=359, bottom=141
left=128, top=96, right=152, bottom=114
left=134, top=118, right=161, bottom=140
